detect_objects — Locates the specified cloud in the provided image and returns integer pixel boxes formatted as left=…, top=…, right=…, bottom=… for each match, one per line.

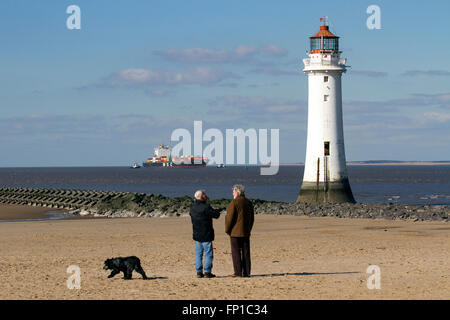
left=344, top=92, right=450, bottom=113
left=414, top=112, right=450, bottom=124
left=401, top=70, right=450, bottom=77
left=333, top=92, right=450, bottom=159
left=80, top=45, right=289, bottom=92
left=248, top=67, right=299, bottom=76
left=217, top=82, right=240, bottom=88
left=78, top=66, right=241, bottom=94
left=0, top=114, right=105, bottom=144
left=154, top=44, right=288, bottom=64
left=0, top=114, right=203, bottom=166
left=210, top=95, right=303, bottom=109
left=342, top=108, right=450, bottom=161
left=411, top=93, right=450, bottom=106
left=349, top=70, right=388, bottom=77
left=145, top=88, right=173, bottom=96
left=258, top=45, right=288, bottom=57
left=344, top=99, right=408, bottom=113
left=207, top=95, right=306, bottom=124
left=0, top=114, right=194, bottom=144
left=343, top=95, right=450, bottom=144
left=109, top=67, right=240, bottom=86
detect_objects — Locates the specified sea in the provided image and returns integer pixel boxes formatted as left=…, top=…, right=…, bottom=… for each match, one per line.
left=0, top=165, right=450, bottom=206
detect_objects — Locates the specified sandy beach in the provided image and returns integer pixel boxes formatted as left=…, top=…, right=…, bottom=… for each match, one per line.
left=0, top=204, right=448, bottom=300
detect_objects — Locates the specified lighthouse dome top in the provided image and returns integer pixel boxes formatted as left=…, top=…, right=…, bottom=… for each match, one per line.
left=309, top=19, right=340, bottom=54
left=310, top=25, right=339, bottom=39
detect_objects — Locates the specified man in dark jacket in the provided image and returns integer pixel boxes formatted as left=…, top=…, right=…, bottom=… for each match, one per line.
left=225, top=184, right=254, bottom=277
left=190, top=190, right=222, bottom=278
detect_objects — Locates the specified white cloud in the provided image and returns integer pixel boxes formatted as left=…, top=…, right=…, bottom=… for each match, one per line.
left=344, top=92, right=450, bottom=113
left=349, top=70, right=388, bottom=77
left=402, top=70, right=450, bottom=77
left=259, top=44, right=288, bottom=57
left=419, top=112, right=450, bottom=123
left=208, top=95, right=306, bottom=121
left=0, top=114, right=194, bottom=144
left=154, top=44, right=288, bottom=64
left=111, top=67, right=238, bottom=86
left=249, top=67, right=299, bottom=76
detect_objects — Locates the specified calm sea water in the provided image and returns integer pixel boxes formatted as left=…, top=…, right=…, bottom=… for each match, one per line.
left=0, top=166, right=449, bottom=205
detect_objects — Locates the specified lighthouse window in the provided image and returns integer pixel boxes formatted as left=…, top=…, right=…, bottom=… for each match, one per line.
left=324, top=95, right=329, bottom=102
left=324, top=141, right=330, bottom=156
left=324, top=76, right=328, bottom=82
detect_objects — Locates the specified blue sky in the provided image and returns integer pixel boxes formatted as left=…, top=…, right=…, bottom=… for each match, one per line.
left=1, top=0, right=450, bottom=166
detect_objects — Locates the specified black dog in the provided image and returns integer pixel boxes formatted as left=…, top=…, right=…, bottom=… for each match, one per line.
left=103, top=256, right=148, bottom=280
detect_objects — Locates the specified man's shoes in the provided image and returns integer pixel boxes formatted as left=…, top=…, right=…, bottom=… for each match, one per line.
left=227, top=274, right=241, bottom=277
left=204, top=272, right=216, bottom=278
left=242, top=274, right=251, bottom=278
left=197, top=272, right=204, bottom=278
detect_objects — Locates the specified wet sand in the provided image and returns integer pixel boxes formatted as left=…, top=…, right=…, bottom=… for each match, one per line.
left=0, top=209, right=448, bottom=300
left=0, top=204, right=69, bottom=222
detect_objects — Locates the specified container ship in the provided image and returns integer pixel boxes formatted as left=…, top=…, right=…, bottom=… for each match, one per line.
left=142, top=145, right=208, bottom=168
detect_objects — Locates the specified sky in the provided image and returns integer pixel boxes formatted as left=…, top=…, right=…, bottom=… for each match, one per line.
left=1, top=0, right=450, bottom=167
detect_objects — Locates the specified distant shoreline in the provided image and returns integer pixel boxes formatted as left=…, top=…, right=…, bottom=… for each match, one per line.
left=347, top=161, right=450, bottom=166
left=278, top=162, right=450, bottom=166
left=1, top=162, right=450, bottom=168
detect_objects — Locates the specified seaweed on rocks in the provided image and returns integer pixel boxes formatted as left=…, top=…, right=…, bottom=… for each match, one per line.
left=0, top=187, right=448, bottom=221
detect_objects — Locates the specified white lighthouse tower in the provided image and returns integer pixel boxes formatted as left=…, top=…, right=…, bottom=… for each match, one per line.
left=297, top=19, right=355, bottom=203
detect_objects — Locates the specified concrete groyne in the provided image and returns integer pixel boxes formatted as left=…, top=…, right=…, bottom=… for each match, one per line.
left=0, top=187, right=123, bottom=210
left=0, top=187, right=228, bottom=218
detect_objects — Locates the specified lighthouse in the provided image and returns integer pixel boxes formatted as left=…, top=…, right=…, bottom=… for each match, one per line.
left=297, top=19, right=355, bottom=203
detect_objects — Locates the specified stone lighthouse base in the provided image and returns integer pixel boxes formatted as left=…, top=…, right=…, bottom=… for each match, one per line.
left=297, top=178, right=356, bottom=203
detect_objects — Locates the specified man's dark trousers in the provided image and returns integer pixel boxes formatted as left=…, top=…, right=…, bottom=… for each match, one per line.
left=230, top=236, right=251, bottom=276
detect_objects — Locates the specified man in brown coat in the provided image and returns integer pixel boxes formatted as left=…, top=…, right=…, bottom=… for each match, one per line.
left=225, top=184, right=254, bottom=277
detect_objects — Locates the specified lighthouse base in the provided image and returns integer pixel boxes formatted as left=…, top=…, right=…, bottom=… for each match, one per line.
left=297, top=178, right=356, bottom=203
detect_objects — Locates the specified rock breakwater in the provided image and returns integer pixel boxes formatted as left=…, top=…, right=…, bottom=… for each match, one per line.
left=0, top=187, right=448, bottom=221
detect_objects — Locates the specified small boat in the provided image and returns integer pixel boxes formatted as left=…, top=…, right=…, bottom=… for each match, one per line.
left=130, top=162, right=141, bottom=169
